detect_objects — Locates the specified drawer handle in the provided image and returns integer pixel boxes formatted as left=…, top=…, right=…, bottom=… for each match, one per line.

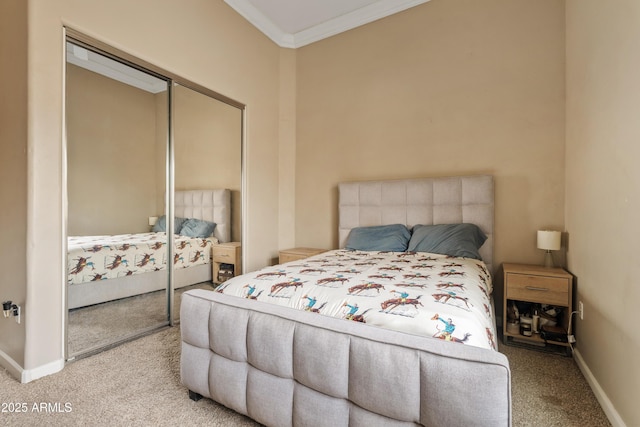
left=525, top=286, right=549, bottom=292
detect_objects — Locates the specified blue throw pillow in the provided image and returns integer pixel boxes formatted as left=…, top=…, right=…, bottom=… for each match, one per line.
left=345, top=224, right=411, bottom=252
left=152, top=215, right=186, bottom=234
left=407, top=223, right=487, bottom=260
left=179, top=218, right=217, bottom=238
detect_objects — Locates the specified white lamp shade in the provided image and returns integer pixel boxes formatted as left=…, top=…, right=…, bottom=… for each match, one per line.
left=537, top=230, right=561, bottom=251
left=148, top=216, right=158, bottom=226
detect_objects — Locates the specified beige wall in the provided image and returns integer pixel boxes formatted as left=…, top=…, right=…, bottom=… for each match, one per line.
left=0, top=0, right=28, bottom=369
left=566, top=1, right=640, bottom=425
left=66, top=64, right=160, bottom=235
left=278, top=49, right=297, bottom=252
left=20, top=0, right=287, bottom=377
left=295, top=0, right=566, bottom=278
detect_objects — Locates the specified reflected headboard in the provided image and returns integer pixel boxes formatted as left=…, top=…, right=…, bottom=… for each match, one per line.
left=175, top=189, right=231, bottom=243
left=338, top=175, right=494, bottom=274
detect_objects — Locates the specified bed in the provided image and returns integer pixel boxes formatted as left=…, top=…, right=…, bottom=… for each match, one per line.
left=180, top=176, right=511, bottom=426
left=67, top=189, right=231, bottom=309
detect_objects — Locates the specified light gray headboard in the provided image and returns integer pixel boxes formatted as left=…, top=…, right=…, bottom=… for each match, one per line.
left=338, top=175, right=494, bottom=274
left=175, top=189, right=231, bottom=243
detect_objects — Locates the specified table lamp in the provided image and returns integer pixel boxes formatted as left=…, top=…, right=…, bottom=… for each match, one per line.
left=537, top=230, right=561, bottom=268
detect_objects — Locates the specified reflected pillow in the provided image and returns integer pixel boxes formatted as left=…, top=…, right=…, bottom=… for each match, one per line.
left=152, top=215, right=186, bottom=234
left=345, top=224, right=411, bottom=252
left=179, top=218, right=217, bottom=238
left=408, top=223, right=487, bottom=260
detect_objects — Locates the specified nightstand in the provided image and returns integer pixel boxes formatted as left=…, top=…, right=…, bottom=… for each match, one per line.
left=278, top=247, right=327, bottom=264
left=212, top=242, right=242, bottom=284
left=502, top=263, right=573, bottom=353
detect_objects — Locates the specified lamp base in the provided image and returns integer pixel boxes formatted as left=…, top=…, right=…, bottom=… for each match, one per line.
left=543, top=250, right=555, bottom=268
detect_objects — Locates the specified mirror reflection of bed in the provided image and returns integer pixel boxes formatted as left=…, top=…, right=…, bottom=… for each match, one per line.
left=66, top=190, right=231, bottom=355
left=65, top=39, right=243, bottom=358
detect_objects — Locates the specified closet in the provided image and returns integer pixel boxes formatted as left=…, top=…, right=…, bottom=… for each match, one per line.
left=64, top=32, right=244, bottom=359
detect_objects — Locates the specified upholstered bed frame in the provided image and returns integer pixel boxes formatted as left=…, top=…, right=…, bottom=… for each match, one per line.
left=174, top=189, right=231, bottom=244
left=68, top=189, right=230, bottom=309
left=180, top=176, right=511, bottom=426
left=338, top=174, right=494, bottom=274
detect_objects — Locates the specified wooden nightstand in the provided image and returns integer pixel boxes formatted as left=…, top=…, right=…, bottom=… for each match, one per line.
left=212, top=242, right=242, bottom=284
left=502, top=263, right=573, bottom=352
left=278, top=247, right=327, bottom=264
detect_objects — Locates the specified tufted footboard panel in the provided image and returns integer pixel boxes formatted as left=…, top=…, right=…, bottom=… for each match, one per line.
left=180, top=289, right=511, bottom=427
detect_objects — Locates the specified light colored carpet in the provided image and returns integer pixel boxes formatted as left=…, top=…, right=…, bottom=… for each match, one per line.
left=500, top=343, right=611, bottom=427
left=1, top=325, right=611, bottom=426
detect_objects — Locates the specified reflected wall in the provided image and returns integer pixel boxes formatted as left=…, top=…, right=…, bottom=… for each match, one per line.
left=174, top=84, right=242, bottom=243
left=66, top=63, right=164, bottom=235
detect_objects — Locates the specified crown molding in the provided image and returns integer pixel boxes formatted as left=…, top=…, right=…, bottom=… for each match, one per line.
left=224, top=0, right=296, bottom=48
left=225, top=0, right=431, bottom=48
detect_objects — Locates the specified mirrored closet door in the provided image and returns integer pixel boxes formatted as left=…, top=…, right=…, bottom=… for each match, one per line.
left=172, top=84, right=243, bottom=323
left=64, top=33, right=245, bottom=359
left=65, top=39, right=172, bottom=358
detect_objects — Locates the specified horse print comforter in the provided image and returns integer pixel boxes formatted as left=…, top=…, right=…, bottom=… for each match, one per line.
left=217, top=249, right=497, bottom=350
left=67, top=232, right=216, bottom=285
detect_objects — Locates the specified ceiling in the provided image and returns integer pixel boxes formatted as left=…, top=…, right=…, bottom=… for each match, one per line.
left=224, top=0, right=431, bottom=48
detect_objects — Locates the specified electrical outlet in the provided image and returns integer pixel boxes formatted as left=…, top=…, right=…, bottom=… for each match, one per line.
left=579, top=301, right=584, bottom=320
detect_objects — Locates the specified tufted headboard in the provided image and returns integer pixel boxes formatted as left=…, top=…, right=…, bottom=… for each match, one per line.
left=338, top=175, right=494, bottom=274
left=175, top=189, right=231, bottom=243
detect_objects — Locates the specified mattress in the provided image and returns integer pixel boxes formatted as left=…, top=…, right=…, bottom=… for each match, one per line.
left=67, top=232, right=216, bottom=285
left=217, top=249, right=497, bottom=350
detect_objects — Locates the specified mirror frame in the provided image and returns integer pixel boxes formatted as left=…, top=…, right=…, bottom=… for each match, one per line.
left=63, top=27, right=246, bottom=359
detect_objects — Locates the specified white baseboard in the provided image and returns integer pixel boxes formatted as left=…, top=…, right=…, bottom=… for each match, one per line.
left=21, top=359, right=65, bottom=383
left=0, top=349, right=64, bottom=383
left=0, top=349, right=24, bottom=381
left=573, top=348, right=627, bottom=427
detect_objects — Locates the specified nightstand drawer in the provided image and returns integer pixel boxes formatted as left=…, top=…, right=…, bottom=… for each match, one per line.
left=506, top=273, right=569, bottom=306
left=212, top=245, right=238, bottom=263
